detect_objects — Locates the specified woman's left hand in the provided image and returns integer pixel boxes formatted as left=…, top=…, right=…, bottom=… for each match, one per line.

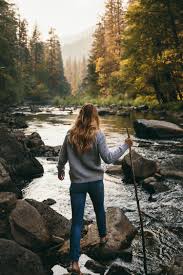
left=58, top=170, right=65, bottom=181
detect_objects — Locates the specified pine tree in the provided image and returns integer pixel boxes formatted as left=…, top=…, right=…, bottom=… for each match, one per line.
left=0, top=0, right=19, bottom=104
left=17, top=18, right=32, bottom=98
left=46, top=28, right=70, bottom=96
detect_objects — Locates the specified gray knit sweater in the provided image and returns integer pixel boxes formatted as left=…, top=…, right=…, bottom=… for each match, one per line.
left=57, top=130, right=129, bottom=183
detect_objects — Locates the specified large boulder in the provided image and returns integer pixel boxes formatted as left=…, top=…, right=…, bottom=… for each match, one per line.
left=26, top=199, right=71, bottom=239
left=0, top=127, right=43, bottom=180
left=9, top=200, right=50, bottom=250
left=59, top=207, right=137, bottom=262
left=134, top=119, right=183, bottom=139
left=122, top=151, right=158, bottom=182
left=0, top=239, right=46, bottom=275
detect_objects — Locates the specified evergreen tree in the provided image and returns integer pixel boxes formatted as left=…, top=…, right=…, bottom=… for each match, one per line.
left=0, top=0, right=19, bottom=104
left=46, top=28, right=70, bottom=96
left=17, top=18, right=32, bottom=98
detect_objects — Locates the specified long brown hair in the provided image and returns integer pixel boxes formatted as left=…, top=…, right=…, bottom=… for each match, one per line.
left=69, top=103, right=100, bottom=154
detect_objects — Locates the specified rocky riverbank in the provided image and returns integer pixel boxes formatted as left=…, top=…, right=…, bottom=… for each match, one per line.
left=0, top=106, right=183, bottom=275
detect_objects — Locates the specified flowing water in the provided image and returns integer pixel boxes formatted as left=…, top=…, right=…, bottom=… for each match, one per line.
left=21, top=107, right=183, bottom=275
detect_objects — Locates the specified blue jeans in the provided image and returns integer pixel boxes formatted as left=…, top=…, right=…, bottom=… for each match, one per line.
left=69, top=179, right=106, bottom=261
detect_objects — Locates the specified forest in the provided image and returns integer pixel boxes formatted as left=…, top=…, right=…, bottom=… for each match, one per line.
left=82, top=0, right=183, bottom=108
left=0, top=0, right=183, bottom=109
left=0, top=0, right=70, bottom=105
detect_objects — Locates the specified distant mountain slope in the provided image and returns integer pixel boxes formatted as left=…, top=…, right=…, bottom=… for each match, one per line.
left=62, top=26, right=95, bottom=61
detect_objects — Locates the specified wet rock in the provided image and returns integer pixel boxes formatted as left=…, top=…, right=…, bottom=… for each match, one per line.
left=26, top=199, right=71, bottom=240
left=10, top=116, right=28, bottom=129
left=30, top=105, right=41, bottom=113
left=106, top=165, right=122, bottom=175
left=0, top=218, right=10, bottom=238
left=142, top=177, right=169, bottom=194
left=59, top=208, right=135, bottom=263
left=117, top=111, right=130, bottom=117
left=168, top=256, right=183, bottom=275
left=135, top=105, right=149, bottom=111
left=98, top=108, right=111, bottom=116
left=82, top=208, right=136, bottom=261
left=84, top=259, right=107, bottom=274
left=0, top=239, right=46, bottom=275
left=0, top=192, right=17, bottom=214
left=122, top=151, right=157, bottom=182
left=42, top=198, right=56, bottom=206
left=160, top=156, right=183, bottom=180
left=0, top=192, right=17, bottom=238
left=0, top=127, right=44, bottom=180
left=46, top=157, right=59, bottom=162
left=0, top=112, right=28, bottom=129
left=9, top=200, right=51, bottom=250
left=26, top=132, right=45, bottom=148
left=134, top=119, right=183, bottom=139
left=106, top=263, right=132, bottom=275
left=0, top=159, right=12, bottom=187
left=0, top=159, right=22, bottom=197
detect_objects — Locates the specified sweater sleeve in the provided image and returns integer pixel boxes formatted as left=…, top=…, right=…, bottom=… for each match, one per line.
left=97, top=131, right=129, bottom=164
left=57, top=135, right=68, bottom=172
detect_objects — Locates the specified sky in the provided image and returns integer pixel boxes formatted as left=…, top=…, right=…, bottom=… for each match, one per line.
left=12, top=0, right=105, bottom=42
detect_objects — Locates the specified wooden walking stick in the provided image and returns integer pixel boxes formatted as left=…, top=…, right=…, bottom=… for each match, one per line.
left=126, top=128, right=148, bottom=275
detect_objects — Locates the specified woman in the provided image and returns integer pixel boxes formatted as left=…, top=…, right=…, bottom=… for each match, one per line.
left=57, top=103, right=133, bottom=274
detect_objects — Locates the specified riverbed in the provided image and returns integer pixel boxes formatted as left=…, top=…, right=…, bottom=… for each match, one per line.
left=22, top=107, right=183, bottom=274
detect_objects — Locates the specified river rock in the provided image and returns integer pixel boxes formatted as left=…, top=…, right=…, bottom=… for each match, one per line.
left=82, top=207, right=136, bottom=261
left=106, top=165, right=122, bottom=175
left=59, top=207, right=136, bottom=262
left=117, top=111, right=130, bottom=117
left=106, top=263, right=132, bottom=275
left=0, top=112, right=28, bottom=129
left=9, top=200, right=50, bottom=250
left=26, top=199, right=71, bottom=239
left=0, top=192, right=17, bottom=213
left=0, top=127, right=44, bottom=180
left=84, top=259, right=107, bottom=274
left=142, top=177, right=169, bottom=194
left=160, top=156, right=183, bottom=179
left=0, top=158, right=12, bottom=188
left=122, top=151, right=157, bottom=182
left=98, top=108, right=110, bottom=116
left=134, top=119, right=183, bottom=139
left=168, top=256, right=183, bottom=275
left=135, top=105, right=149, bottom=111
left=0, top=239, right=46, bottom=275
left=26, top=132, right=45, bottom=148
left=0, top=158, right=22, bottom=197
left=42, top=198, right=56, bottom=206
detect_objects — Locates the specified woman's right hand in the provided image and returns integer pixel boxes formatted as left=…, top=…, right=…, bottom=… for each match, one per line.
left=58, top=170, right=65, bottom=181
left=125, top=138, right=133, bottom=147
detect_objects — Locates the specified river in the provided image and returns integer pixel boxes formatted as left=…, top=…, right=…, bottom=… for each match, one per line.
left=22, top=107, right=183, bottom=275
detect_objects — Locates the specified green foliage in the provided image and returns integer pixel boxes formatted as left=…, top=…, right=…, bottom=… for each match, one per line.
left=53, top=94, right=133, bottom=107
left=0, top=0, right=19, bottom=104
left=83, top=0, right=183, bottom=107
left=0, top=1, right=70, bottom=105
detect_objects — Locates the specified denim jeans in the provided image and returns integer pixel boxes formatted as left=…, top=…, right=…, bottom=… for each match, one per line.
left=69, top=179, right=106, bottom=261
